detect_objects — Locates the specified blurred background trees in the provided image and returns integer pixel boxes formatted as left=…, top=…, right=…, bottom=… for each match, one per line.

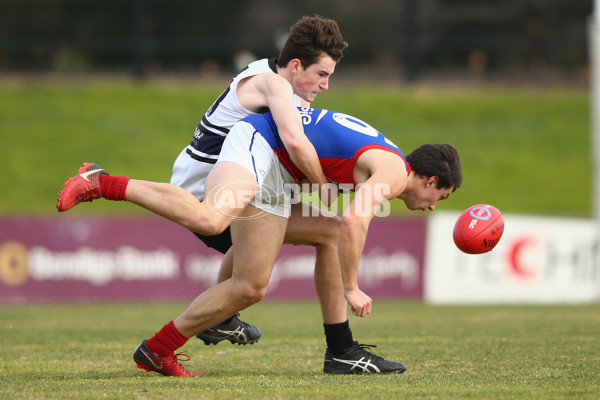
left=0, top=0, right=591, bottom=83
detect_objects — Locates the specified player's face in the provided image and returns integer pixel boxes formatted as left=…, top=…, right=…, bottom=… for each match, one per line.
left=402, top=178, right=454, bottom=212
left=292, top=54, right=337, bottom=103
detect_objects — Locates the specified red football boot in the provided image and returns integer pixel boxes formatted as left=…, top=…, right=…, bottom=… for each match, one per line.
left=57, top=163, right=107, bottom=212
left=133, top=340, right=204, bottom=377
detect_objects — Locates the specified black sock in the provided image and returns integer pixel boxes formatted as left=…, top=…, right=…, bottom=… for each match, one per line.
left=220, top=315, right=235, bottom=325
left=323, top=320, right=354, bottom=356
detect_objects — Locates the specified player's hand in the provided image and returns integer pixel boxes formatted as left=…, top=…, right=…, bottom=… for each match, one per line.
left=345, top=288, right=372, bottom=317
left=319, top=182, right=339, bottom=207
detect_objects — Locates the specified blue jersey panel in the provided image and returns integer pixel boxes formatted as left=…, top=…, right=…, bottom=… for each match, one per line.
left=242, top=108, right=407, bottom=184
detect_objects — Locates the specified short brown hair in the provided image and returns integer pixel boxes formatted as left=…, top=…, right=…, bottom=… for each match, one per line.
left=278, top=15, right=348, bottom=68
left=406, top=144, right=463, bottom=191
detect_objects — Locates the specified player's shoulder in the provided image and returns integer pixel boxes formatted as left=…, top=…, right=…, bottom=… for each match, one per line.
left=245, top=71, right=292, bottom=98
left=237, top=58, right=277, bottom=80
left=361, top=149, right=409, bottom=189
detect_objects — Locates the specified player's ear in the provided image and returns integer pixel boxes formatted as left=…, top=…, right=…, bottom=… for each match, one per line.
left=426, top=176, right=439, bottom=188
left=289, top=58, right=302, bottom=73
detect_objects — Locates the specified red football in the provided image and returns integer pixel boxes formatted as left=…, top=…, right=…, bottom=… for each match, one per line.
left=453, top=204, right=504, bottom=254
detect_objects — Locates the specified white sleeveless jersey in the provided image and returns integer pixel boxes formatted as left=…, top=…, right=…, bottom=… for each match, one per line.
left=170, top=58, right=302, bottom=200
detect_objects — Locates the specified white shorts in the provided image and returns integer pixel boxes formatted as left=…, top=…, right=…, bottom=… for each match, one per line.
left=215, top=121, right=294, bottom=218
left=171, top=147, right=212, bottom=201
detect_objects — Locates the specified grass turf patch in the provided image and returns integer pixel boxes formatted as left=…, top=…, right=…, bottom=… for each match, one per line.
left=1, top=301, right=598, bottom=399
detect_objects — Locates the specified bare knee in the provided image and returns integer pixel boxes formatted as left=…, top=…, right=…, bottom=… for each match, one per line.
left=188, top=216, right=230, bottom=236
left=322, top=214, right=341, bottom=242
left=311, top=214, right=341, bottom=247
left=229, top=279, right=268, bottom=309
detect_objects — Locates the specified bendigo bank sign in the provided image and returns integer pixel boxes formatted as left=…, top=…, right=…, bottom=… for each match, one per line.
left=0, top=217, right=426, bottom=302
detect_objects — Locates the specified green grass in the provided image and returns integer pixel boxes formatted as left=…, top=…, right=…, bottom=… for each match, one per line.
left=0, top=78, right=591, bottom=217
left=0, top=301, right=598, bottom=399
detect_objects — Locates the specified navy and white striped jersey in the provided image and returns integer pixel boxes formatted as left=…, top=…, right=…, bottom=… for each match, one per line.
left=183, top=58, right=303, bottom=165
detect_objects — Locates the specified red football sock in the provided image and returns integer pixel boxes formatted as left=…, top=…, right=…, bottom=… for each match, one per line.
left=146, top=321, right=189, bottom=356
left=99, top=174, right=130, bottom=201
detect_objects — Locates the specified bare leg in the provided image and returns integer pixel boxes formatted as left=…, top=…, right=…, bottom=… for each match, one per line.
left=217, top=248, right=234, bottom=284
left=284, top=203, right=346, bottom=324
left=174, top=205, right=288, bottom=338
left=213, top=202, right=346, bottom=325
left=125, top=180, right=217, bottom=232
left=124, top=161, right=258, bottom=236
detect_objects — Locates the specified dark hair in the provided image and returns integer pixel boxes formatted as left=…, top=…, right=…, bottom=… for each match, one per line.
left=406, top=144, right=463, bottom=191
left=278, top=15, right=348, bottom=68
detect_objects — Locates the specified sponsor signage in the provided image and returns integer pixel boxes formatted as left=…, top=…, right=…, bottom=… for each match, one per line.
left=0, top=216, right=426, bottom=302
left=425, top=212, right=600, bottom=303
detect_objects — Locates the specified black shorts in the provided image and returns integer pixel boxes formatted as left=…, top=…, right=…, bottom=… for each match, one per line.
left=193, top=227, right=232, bottom=255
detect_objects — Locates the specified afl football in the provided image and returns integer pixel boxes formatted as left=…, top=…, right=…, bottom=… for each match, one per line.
left=453, top=204, right=504, bottom=254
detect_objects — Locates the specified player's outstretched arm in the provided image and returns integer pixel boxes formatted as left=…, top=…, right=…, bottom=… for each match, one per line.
left=259, top=74, right=337, bottom=206
left=338, top=153, right=408, bottom=317
left=337, top=184, right=375, bottom=318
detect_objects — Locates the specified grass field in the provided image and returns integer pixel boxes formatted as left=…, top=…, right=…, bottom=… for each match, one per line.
left=1, top=301, right=599, bottom=400
left=0, top=78, right=591, bottom=217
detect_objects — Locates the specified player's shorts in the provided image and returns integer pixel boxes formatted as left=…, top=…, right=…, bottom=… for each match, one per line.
left=171, top=143, right=232, bottom=253
left=170, top=121, right=294, bottom=253
left=218, top=121, right=294, bottom=219
left=171, top=146, right=214, bottom=201
left=192, top=228, right=231, bottom=254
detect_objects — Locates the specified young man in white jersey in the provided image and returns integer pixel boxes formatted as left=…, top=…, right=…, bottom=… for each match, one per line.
left=58, top=16, right=405, bottom=376
left=57, top=108, right=462, bottom=375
